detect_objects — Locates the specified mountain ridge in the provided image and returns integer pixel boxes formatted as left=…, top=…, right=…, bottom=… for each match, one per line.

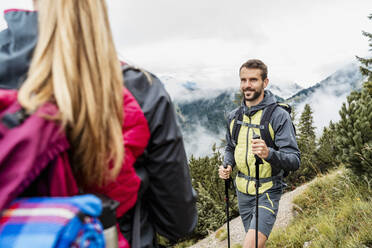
left=164, top=62, right=364, bottom=157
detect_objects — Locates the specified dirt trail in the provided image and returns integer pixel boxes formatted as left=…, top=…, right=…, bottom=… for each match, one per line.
left=189, top=183, right=311, bottom=248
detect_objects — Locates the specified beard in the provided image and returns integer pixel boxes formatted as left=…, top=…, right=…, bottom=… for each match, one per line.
left=243, top=88, right=263, bottom=102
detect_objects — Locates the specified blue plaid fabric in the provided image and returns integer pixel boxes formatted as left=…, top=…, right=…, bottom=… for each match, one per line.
left=0, top=195, right=105, bottom=248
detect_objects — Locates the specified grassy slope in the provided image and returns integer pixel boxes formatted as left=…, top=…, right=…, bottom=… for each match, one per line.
left=267, top=167, right=372, bottom=248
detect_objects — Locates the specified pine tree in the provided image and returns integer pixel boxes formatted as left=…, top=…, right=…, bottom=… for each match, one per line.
left=356, top=14, right=372, bottom=81
left=315, top=121, right=339, bottom=172
left=297, top=104, right=316, bottom=147
left=335, top=13, right=372, bottom=178
left=335, top=81, right=372, bottom=177
left=287, top=104, right=319, bottom=186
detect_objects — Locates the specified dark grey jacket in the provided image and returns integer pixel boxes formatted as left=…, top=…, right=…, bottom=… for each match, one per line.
left=121, top=66, right=198, bottom=245
left=224, top=90, right=300, bottom=174
left=0, top=11, right=38, bottom=89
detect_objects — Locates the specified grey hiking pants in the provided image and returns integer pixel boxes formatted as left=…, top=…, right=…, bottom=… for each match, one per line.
left=237, top=184, right=283, bottom=238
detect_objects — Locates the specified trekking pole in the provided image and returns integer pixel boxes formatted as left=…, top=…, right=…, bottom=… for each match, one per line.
left=223, top=164, right=231, bottom=248
left=253, top=132, right=263, bottom=248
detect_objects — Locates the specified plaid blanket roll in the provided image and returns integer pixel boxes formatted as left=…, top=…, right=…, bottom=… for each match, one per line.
left=0, top=195, right=105, bottom=248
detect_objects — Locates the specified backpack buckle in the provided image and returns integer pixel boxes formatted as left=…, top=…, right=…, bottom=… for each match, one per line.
left=1, top=109, right=28, bottom=129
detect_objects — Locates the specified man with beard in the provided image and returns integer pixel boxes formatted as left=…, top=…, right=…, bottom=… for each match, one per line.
left=219, top=59, right=300, bottom=248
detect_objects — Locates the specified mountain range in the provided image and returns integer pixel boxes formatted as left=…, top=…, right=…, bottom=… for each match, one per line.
left=161, top=63, right=364, bottom=158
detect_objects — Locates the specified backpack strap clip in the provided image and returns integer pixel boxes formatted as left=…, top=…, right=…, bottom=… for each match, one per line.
left=236, top=121, right=265, bottom=130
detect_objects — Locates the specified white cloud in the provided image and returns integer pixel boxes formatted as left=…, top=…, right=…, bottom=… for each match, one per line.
left=1, top=1, right=369, bottom=158
left=294, top=64, right=364, bottom=137
left=1, top=0, right=370, bottom=89
left=295, top=91, right=347, bottom=136
left=109, top=0, right=371, bottom=89
left=182, top=121, right=224, bottom=158
left=0, top=0, right=32, bottom=11
left=0, top=0, right=33, bottom=31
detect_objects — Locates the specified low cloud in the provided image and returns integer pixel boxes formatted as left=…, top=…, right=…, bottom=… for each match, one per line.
left=295, top=91, right=349, bottom=136
left=294, top=65, right=364, bottom=136
left=181, top=120, right=225, bottom=159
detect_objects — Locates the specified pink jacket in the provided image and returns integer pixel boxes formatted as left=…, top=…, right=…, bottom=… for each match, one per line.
left=0, top=88, right=150, bottom=248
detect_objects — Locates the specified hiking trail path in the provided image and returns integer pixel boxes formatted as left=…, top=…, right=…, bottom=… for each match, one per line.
left=189, top=182, right=311, bottom=248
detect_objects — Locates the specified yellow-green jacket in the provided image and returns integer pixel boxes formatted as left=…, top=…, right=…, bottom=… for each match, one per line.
left=224, top=90, right=300, bottom=195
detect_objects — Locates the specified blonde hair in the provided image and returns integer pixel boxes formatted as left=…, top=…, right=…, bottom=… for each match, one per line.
left=18, top=0, right=124, bottom=188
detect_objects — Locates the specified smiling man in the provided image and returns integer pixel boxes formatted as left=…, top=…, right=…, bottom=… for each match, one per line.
left=219, top=59, right=300, bottom=248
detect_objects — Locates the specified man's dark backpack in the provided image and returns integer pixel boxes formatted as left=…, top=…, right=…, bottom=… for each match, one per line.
left=230, top=102, right=295, bottom=177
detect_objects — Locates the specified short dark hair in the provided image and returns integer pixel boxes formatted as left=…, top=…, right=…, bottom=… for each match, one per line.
left=239, top=59, right=268, bottom=80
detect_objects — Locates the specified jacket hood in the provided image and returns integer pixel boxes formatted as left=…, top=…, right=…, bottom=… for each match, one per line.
left=0, top=10, right=38, bottom=89
left=243, top=90, right=277, bottom=116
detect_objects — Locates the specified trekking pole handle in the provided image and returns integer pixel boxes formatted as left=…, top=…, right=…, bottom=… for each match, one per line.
left=223, top=164, right=230, bottom=181
left=252, top=132, right=263, bottom=164
left=252, top=132, right=260, bottom=140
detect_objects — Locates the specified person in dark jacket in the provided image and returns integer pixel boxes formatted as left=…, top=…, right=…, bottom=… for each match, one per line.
left=219, top=59, right=300, bottom=248
left=119, top=65, right=198, bottom=248
left=0, top=1, right=197, bottom=247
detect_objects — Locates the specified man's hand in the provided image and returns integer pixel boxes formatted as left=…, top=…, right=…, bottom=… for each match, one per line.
left=219, top=165, right=232, bottom=180
left=251, top=138, right=269, bottom=159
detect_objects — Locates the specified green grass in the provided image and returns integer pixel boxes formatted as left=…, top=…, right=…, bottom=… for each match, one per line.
left=215, top=227, right=228, bottom=241
left=267, top=166, right=372, bottom=248
left=232, top=244, right=242, bottom=248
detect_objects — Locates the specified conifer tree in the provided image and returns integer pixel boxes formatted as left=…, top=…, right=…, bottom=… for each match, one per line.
left=336, top=13, right=372, bottom=178
left=315, top=121, right=339, bottom=172
left=336, top=81, right=372, bottom=177
left=356, top=14, right=372, bottom=81
left=287, top=104, right=318, bottom=185
left=297, top=104, right=316, bottom=148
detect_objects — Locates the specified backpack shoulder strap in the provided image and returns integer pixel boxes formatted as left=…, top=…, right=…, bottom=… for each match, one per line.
left=277, top=103, right=296, bottom=135
left=231, top=107, right=243, bottom=147
left=261, top=102, right=295, bottom=177
left=0, top=101, right=70, bottom=210
left=260, top=103, right=278, bottom=149
left=278, top=103, right=292, bottom=114
left=260, top=102, right=294, bottom=149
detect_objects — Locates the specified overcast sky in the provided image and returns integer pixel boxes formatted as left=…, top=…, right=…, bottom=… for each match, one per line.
left=1, top=0, right=371, bottom=89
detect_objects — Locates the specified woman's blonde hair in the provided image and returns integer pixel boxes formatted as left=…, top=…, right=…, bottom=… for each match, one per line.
left=18, top=0, right=124, bottom=188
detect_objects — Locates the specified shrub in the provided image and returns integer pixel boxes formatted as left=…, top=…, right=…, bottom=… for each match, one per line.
left=188, top=145, right=239, bottom=239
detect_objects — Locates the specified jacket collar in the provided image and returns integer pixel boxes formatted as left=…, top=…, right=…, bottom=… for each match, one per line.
left=241, top=90, right=277, bottom=116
